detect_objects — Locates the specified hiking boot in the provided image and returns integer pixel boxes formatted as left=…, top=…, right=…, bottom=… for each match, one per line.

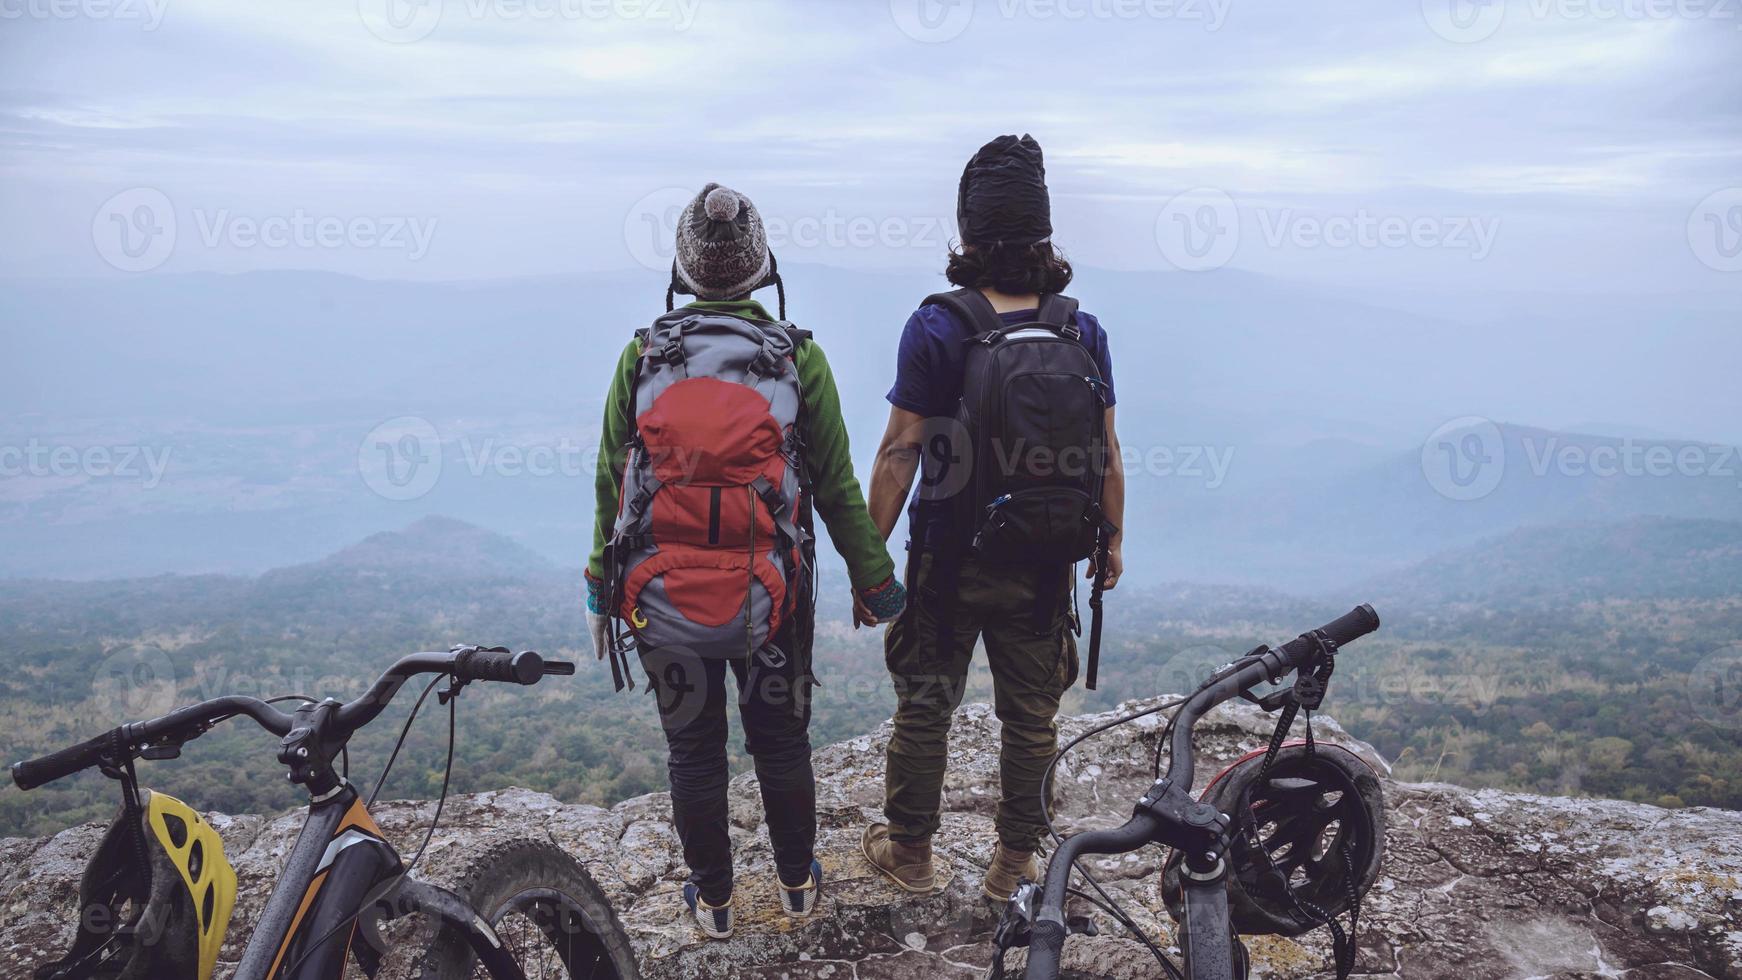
left=682, top=883, right=733, bottom=939
left=982, top=843, right=1040, bottom=902
left=861, top=823, right=936, bottom=894
left=778, top=859, right=824, bottom=917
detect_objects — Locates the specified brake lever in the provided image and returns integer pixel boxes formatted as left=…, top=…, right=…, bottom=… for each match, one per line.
left=138, top=742, right=183, bottom=761
left=437, top=675, right=469, bottom=705
left=542, top=660, right=576, bottom=676
left=137, top=719, right=216, bottom=762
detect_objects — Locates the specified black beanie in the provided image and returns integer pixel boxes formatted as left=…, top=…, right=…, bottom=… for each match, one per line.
left=956, top=134, right=1052, bottom=247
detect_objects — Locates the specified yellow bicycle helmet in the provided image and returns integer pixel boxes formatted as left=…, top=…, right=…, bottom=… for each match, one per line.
left=39, top=790, right=236, bottom=980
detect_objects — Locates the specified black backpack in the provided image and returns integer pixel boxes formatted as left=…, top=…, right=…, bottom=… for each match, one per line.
left=924, top=287, right=1117, bottom=689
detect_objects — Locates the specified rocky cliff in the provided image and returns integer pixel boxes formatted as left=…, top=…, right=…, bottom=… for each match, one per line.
left=3, top=697, right=1739, bottom=978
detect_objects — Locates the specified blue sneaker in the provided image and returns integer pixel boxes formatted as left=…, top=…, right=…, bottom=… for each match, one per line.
left=682, top=882, right=733, bottom=939
left=778, top=859, right=823, bottom=918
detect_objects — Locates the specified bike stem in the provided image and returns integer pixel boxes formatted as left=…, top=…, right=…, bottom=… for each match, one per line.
left=1179, top=853, right=1237, bottom=979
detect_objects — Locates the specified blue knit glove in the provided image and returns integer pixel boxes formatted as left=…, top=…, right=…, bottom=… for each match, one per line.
left=584, top=571, right=608, bottom=615
left=858, top=576, right=907, bottom=623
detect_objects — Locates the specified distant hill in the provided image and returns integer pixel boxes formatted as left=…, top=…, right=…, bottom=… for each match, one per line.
left=1141, top=422, right=1742, bottom=590
left=1364, top=516, right=1742, bottom=607
left=269, top=515, right=557, bottom=581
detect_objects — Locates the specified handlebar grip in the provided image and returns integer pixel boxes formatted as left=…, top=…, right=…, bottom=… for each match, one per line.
left=1275, top=603, right=1380, bottom=671
left=1320, top=602, right=1380, bottom=648
left=12, top=727, right=121, bottom=791
left=453, top=649, right=545, bottom=685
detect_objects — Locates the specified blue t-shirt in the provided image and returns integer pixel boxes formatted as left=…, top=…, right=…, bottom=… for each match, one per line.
left=885, top=302, right=1116, bottom=550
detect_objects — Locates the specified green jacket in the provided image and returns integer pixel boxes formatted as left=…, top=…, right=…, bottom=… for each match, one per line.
left=588, top=299, right=895, bottom=591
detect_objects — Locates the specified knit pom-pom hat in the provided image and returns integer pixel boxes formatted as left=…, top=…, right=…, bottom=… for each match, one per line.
left=668, top=183, right=782, bottom=316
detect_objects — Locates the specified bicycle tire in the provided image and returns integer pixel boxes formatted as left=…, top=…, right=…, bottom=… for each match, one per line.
left=416, top=838, right=641, bottom=980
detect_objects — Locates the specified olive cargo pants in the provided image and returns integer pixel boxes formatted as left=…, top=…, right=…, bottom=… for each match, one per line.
left=883, top=554, right=1079, bottom=852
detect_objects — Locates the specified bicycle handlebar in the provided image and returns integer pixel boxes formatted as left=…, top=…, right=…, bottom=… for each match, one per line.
left=1023, top=604, right=1379, bottom=980
left=1165, top=603, right=1379, bottom=795
left=11, top=646, right=573, bottom=791
left=11, top=729, right=120, bottom=792
left=1022, top=812, right=1166, bottom=978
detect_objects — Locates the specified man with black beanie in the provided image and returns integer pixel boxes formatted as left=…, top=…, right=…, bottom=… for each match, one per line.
left=858, top=136, right=1128, bottom=903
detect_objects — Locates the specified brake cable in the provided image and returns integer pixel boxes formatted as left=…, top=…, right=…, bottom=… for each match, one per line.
left=280, top=672, right=459, bottom=977
left=368, top=674, right=445, bottom=805
left=1029, top=696, right=1187, bottom=980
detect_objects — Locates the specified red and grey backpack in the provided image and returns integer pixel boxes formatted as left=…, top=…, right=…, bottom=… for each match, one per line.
left=600, top=307, right=812, bottom=688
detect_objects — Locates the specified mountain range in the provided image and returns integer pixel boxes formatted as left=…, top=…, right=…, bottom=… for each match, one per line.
left=4, top=266, right=1738, bottom=587
left=2, top=513, right=1738, bottom=837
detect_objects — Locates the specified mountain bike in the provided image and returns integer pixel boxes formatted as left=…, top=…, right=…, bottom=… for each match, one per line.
left=992, top=604, right=1384, bottom=980
left=11, top=645, right=643, bottom=980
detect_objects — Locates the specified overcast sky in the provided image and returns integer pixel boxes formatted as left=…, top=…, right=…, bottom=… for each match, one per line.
left=2, top=0, right=1739, bottom=293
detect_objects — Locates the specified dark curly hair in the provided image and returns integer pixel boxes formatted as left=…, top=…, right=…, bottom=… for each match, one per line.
left=945, top=242, right=1073, bottom=294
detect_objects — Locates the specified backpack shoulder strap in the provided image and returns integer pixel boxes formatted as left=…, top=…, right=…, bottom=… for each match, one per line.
left=1036, top=293, right=1083, bottom=340
left=921, top=287, right=1005, bottom=340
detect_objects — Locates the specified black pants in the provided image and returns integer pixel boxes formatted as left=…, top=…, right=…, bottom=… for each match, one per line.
left=640, top=627, right=816, bottom=905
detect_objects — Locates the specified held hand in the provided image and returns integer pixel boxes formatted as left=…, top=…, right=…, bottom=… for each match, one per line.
left=852, top=593, right=879, bottom=629
left=1088, top=546, right=1124, bottom=591
left=855, top=575, right=907, bottom=627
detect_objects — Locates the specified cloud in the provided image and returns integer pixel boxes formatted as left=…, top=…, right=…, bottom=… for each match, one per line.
left=0, top=0, right=1737, bottom=289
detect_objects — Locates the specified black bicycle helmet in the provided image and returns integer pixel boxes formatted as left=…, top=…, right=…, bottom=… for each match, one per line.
left=1163, top=742, right=1385, bottom=937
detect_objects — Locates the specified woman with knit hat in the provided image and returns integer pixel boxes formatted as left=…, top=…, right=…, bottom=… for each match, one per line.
left=586, top=183, right=905, bottom=938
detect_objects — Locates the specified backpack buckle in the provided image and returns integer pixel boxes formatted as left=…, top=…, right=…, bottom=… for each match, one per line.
left=748, top=347, right=781, bottom=378
left=658, top=339, right=686, bottom=365
left=1061, top=322, right=1083, bottom=341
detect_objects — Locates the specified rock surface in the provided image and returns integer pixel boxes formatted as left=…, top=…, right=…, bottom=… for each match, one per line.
left=3, top=697, right=1739, bottom=978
